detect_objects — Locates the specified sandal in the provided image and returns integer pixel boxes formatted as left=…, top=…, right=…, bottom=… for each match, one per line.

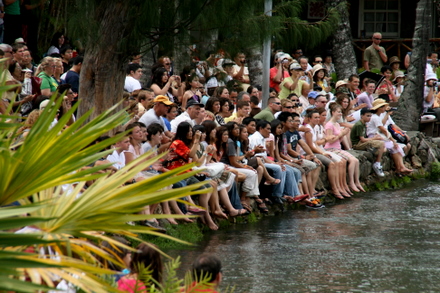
left=264, top=178, right=281, bottom=185
left=263, top=198, right=273, bottom=206
left=254, top=198, right=269, bottom=214
left=241, top=202, right=253, bottom=213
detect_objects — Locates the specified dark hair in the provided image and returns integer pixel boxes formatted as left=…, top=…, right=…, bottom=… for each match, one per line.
left=218, top=97, right=230, bottom=113
left=215, top=126, right=228, bottom=157
left=146, top=123, right=164, bottom=141
left=127, top=63, right=142, bottom=75
left=185, top=74, right=199, bottom=91
left=213, top=86, right=227, bottom=98
left=380, top=65, right=392, bottom=74
left=125, top=122, right=145, bottom=135
left=256, top=119, right=270, bottom=131
left=305, top=108, right=319, bottom=119
left=335, top=94, right=352, bottom=118
left=205, top=97, right=220, bottom=114
left=149, top=67, right=168, bottom=88
left=60, top=45, right=72, bottom=55
left=277, top=111, right=293, bottom=123
left=201, top=120, right=217, bottom=145
left=348, top=74, right=359, bottom=82
left=360, top=107, right=372, bottom=116
left=246, top=86, right=256, bottom=95
left=238, top=125, right=249, bottom=154
left=131, top=243, right=163, bottom=285
left=193, top=124, right=206, bottom=134
left=226, top=121, right=239, bottom=141
left=242, top=117, right=256, bottom=126
left=270, top=119, right=282, bottom=136
left=250, top=95, right=259, bottom=105
left=174, top=122, right=193, bottom=146
left=50, top=32, right=64, bottom=48
left=72, top=56, right=83, bottom=65
left=192, top=254, right=222, bottom=283
left=57, top=83, right=72, bottom=95
left=100, top=236, right=131, bottom=271
left=8, top=60, right=20, bottom=75
left=12, top=43, right=24, bottom=53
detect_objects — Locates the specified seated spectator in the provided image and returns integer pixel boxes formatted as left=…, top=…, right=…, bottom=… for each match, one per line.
left=325, top=103, right=365, bottom=193
left=170, top=98, right=203, bottom=132
left=392, top=71, right=405, bottom=101
left=232, top=52, right=250, bottom=91
left=164, top=122, right=218, bottom=230
left=376, top=65, right=396, bottom=102
left=99, top=236, right=131, bottom=282
left=303, top=109, right=352, bottom=197
left=60, top=45, right=73, bottom=73
left=137, top=89, right=154, bottom=115
left=423, top=73, right=438, bottom=115
left=356, top=79, right=376, bottom=109
left=350, top=107, right=386, bottom=177
left=224, top=100, right=250, bottom=123
left=36, top=57, right=58, bottom=96
left=47, top=32, right=65, bottom=56
left=147, top=67, right=182, bottom=103
left=312, top=64, right=331, bottom=93
left=181, top=74, right=202, bottom=110
left=124, top=63, right=143, bottom=95
left=282, top=112, right=322, bottom=197
left=367, top=99, right=413, bottom=175
left=253, top=96, right=281, bottom=122
left=278, top=62, right=309, bottom=100
left=249, top=95, right=261, bottom=117
left=214, top=97, right=231, bottom=126
left=270, top=52, right=292, bottom=93
left=248, top=120, right=295, bottom=205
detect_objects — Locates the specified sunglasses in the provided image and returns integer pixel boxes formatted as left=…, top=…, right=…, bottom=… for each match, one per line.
left=284, top=106, right=293, bottom=109
left=272, top=102, right=281, bottom=105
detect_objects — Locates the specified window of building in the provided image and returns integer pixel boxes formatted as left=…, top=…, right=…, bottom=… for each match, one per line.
left=360, top=0, right=400, bottom=38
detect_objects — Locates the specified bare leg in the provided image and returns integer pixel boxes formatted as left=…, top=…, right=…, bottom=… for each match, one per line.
left=209, top=181, right=228, bottom=220
left=169, top=200, right=193, bottom=223
left=309, top=166, right=321, bottom=195
left=347, top=158, right=360, bottom=192
left=302, top=174, right=310, bottom=195
left=198, top=192, right=218, bottom=230
left=257, top=158, right=278, bottom=184
left=161, top=201, right=178, bottom=225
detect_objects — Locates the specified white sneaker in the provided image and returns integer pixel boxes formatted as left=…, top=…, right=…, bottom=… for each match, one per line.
left=373, top=164, right=385, bottom=177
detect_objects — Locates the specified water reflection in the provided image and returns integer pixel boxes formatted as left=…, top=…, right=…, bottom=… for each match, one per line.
left=167, top=180, right=440, bottom=292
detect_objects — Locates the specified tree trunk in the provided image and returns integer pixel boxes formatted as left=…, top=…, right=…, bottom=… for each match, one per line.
left=325, top=0, right=357, bottom=79
left=392, top=0, right=431, bottom=130
left=248, top=46, right=263, bottom=87
left=77, top=2, right=134, bottom=124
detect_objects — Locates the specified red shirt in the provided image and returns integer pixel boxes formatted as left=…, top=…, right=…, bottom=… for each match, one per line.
left=270, top=66, right=290, bottom=92
left=164, top=140, right=191, bottom=171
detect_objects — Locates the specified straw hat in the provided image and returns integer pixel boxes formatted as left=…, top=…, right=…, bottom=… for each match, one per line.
left=312, top=64, right=328, bottom=77
left=389, top=56, right=401, bottom=65
left=335, top=79, right=348, bottom=89
left=371, top=98, right=389, bottom=110
left=392, top=70, right=405, bottom=82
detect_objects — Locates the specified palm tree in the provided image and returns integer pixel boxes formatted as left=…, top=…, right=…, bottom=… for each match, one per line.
left=1, top=95, right=208, bottom=292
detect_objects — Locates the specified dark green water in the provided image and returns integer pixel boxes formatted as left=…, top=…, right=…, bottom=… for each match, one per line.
left=167, top=180, right=440, bottom=293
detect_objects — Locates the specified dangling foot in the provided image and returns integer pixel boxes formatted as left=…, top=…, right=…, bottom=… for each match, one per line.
left=167, top=218, right=178, bottom=225
left=356, top=184, right=366, bottom=192
left=349, top=184, right=360, bottom=192
left=213, top=210, right=228, bottom=220
left=264, top=177, right=281, bottom=185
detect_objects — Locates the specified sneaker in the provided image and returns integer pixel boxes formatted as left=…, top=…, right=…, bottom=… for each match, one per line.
left=305, top=202, right=325, bottom=209
left=142, top=220, right=167, bottom=233
left=372, top=164, right=385, bottom=177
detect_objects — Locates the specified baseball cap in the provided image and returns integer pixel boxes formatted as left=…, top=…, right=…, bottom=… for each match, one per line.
left=154, top=95, right=174, bottom=105
left=186, top=98, right=204, bottom=108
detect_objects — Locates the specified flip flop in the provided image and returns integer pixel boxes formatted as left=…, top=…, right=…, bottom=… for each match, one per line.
left=264, top=178, right=281, bottom=185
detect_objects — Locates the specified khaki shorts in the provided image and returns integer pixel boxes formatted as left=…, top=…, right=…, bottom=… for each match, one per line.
left=353, top=140, right=384, bottom=154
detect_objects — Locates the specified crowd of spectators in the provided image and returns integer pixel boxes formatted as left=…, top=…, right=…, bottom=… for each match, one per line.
left=3, top=29, right=433, bottom=235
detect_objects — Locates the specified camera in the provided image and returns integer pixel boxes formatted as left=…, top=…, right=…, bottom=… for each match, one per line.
left=387, top=107, right=398, bottom=112
left=293, top=102, right=302, bottom=108
left=282, top=59, right=289, bottom=64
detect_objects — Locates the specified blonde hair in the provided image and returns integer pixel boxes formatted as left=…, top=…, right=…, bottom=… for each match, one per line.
left=35, top=57, right=54, bottom=76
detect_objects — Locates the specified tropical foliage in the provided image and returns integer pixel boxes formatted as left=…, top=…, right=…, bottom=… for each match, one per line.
left=0, top=93, right=208, bottom=292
